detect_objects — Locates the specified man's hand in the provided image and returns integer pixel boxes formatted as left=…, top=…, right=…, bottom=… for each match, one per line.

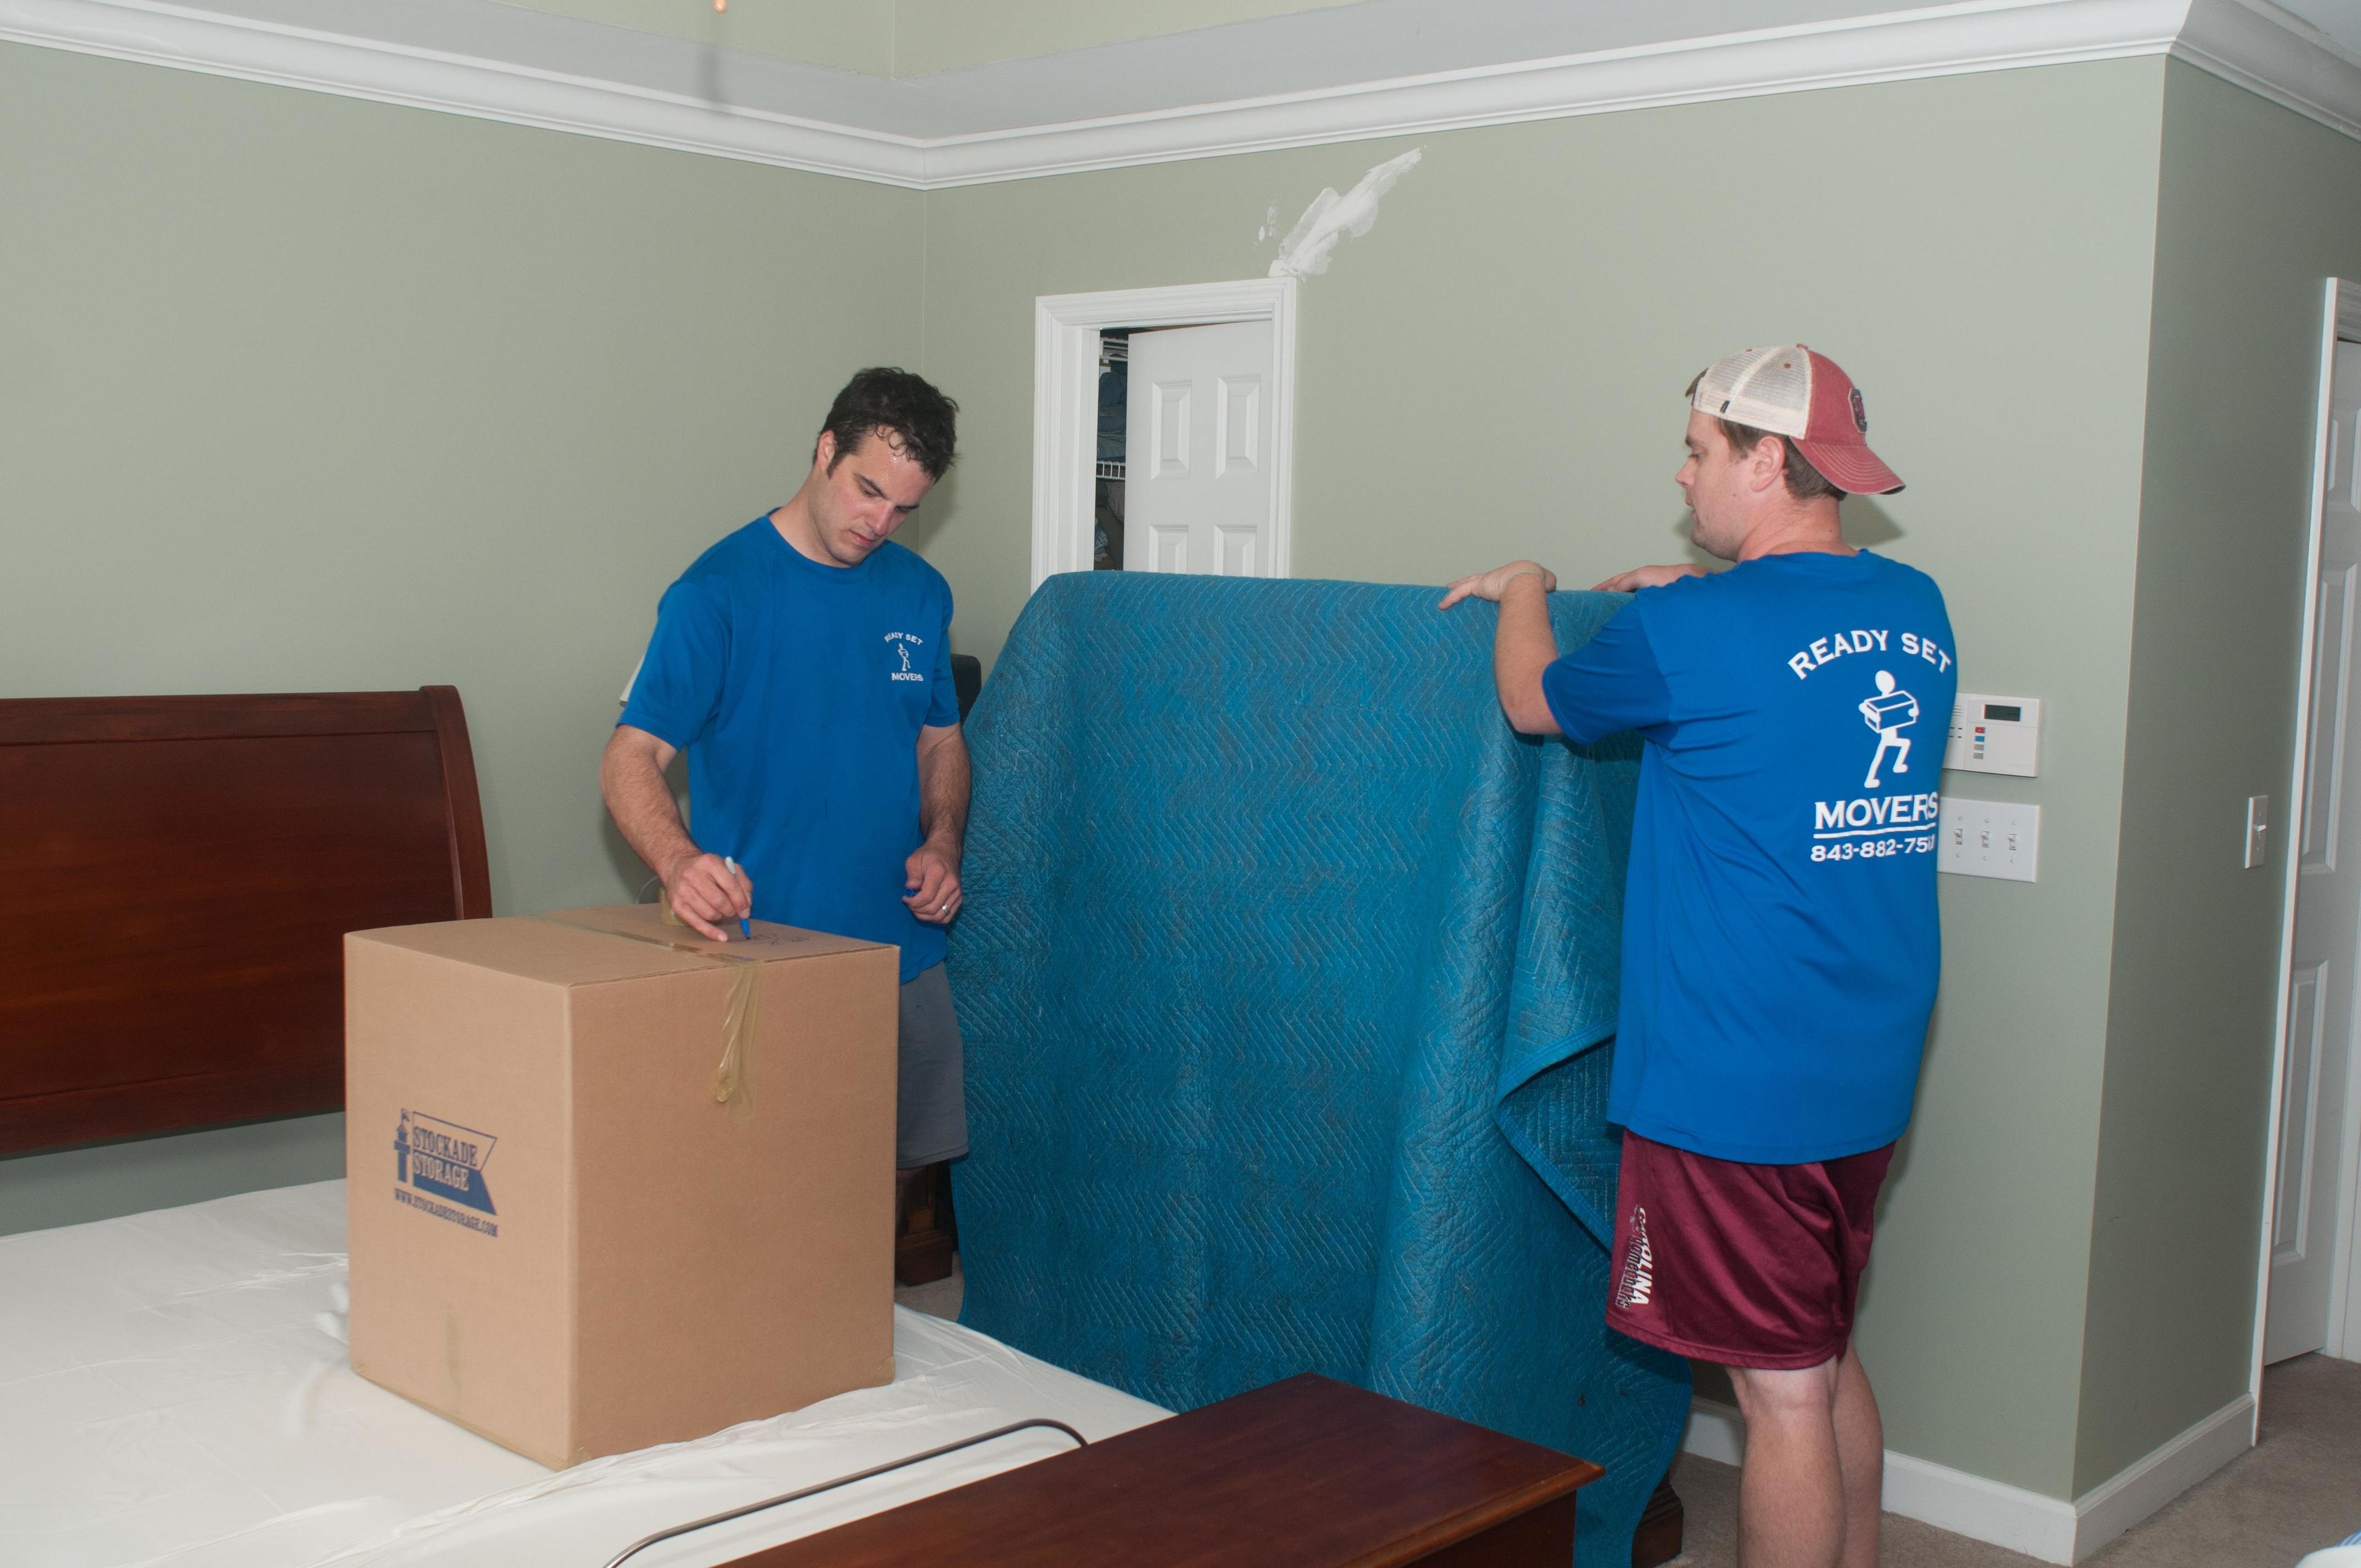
left=665, top=851, right=753, bottom=943
left=904, top=838, right=962, bottom=925
left=1435, top=561, right=1564, bottom=734
left=909, top=722, right=970, bottom=927
left=1438, top=561, right=1557, bottom=609
left=1592, top=564, right=1706, bottom=593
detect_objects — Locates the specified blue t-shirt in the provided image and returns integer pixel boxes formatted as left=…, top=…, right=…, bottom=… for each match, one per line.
left=620, top=517, right=959, bottom=982
left=1542, top=550, right=1958, bottom=1163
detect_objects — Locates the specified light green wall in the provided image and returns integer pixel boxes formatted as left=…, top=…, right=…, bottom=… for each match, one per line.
left=0, top=41, right=922, bottom=1232
left=2073, top=62, right=2361, bottom=1494
left=917, top=60, right=2170, bottom=1496
left=0, top=1116, right=347, bottom=1235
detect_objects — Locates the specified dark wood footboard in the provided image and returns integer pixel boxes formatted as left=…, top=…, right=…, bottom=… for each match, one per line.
left=726, top=1374, right=1601, bottom=1568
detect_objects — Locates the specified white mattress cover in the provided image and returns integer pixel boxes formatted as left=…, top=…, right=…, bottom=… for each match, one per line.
left=1, top=1181, right=1166, bottom=1568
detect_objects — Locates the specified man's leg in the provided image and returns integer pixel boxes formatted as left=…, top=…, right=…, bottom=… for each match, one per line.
left=1727, top=1358, right=1845, bottom=1568
left=1833, top=1344, right=1883, bottom=1568
left=1726, top=1347, right=1882, bottom=1568
left=893, top=965, right=968, bottom=1283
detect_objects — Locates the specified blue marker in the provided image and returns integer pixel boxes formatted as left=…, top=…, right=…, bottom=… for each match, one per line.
left=723, top=857, right=751, bottom=940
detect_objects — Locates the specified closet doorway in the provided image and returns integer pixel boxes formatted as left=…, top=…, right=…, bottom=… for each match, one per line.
left=1030, top=279, right=1297, bottom=588
left=2261, top=276, right=2361, bottom=1379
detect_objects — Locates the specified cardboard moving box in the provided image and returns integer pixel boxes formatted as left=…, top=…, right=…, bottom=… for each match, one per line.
left=345, top=904, right=899, bottom=1467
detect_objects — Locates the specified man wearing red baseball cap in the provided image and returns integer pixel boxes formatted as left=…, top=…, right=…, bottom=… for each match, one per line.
left=1444, top=346, right=1955, bottom=1568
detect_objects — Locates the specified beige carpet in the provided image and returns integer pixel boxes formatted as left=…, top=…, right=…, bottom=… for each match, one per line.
left=1667, top=1353, right=2361, bottom=1567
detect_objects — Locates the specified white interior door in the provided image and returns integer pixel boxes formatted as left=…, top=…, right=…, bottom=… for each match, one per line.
left=2269, top=338, right=2361, bottom=1364
left=1123, top=320, right=1275, bottom=576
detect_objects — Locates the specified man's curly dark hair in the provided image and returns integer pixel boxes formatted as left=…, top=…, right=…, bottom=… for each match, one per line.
left=818, top=367, right=959, bottom=480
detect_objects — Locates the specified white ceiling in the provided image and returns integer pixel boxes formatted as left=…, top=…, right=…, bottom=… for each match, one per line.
left=2274, top=0, right=2361, bottom=59
left=6, top=0, right=2357, bottom=185
left=15, top=0, right=1982, bottom=138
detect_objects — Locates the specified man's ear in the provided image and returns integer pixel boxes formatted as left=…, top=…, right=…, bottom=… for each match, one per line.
left=813, top=428, right=838, bottom=475
left=1747, top=435, right=1789, bottom=495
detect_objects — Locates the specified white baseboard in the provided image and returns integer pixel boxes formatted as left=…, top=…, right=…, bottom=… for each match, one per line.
left=2068, top=1392, right=2254, bottom=1559
left=1680, top=1390, right=2253, bottom=1564
left=1882, top=1445, right=2077, bottom=1562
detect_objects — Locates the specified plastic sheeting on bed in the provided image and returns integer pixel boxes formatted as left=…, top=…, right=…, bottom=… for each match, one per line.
left=950, top=572, right=1692, bottom=1568
left=0, top=1182, right=1165, bottom=1568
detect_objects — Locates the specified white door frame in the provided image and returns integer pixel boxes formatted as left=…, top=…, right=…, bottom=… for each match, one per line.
left=2254, top=277, right=2361, bottom=1416
left=1030, top=278, right=1298, bottom=588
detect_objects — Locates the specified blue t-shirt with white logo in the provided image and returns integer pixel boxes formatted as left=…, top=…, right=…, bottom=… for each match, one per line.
left=621, top=517, right=959, bottom=982
left=1542, top=550, right=1958, bottom=1163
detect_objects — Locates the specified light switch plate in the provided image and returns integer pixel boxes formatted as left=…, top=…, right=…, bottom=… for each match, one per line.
left=2245, top=795, right=2269, bottom=869
left=1939, top=798, right=2039, bottom=882
left=1945, top=694, right=2041, bottom=777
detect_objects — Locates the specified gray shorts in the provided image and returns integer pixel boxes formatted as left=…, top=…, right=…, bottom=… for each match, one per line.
left=898, top=964, right=968, bottom=1168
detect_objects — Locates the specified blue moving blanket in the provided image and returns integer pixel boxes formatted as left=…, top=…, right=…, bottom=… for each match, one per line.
left=950, top=574, right=1690, bottom=1566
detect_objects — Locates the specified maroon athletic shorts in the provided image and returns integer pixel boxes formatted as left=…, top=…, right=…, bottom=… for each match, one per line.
left=1604, top=1130, right=1896, bottom=1371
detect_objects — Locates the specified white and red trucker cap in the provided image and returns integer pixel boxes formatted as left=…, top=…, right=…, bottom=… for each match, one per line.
left=1688, top=344, right=1904, bottom=495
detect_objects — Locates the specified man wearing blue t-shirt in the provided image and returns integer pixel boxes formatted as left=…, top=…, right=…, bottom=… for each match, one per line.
left=1444, top=346, right=1955, bottom=1568
left=601, top=368, right=973, bottom=1191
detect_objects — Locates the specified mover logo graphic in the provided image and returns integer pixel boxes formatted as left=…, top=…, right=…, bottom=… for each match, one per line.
left=1809, top=669, right=1943, bottom=865
left=884, top=630, right=927, bottom=683
left=394, top=1110, right=499, bottom=1237
left=1859, top=670, right=1920, bottom=788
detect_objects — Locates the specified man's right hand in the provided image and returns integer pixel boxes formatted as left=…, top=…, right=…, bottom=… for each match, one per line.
left=1593, top=564, right=1707, bottom=593
left=664, top=852, right=753, bottom=942
left=1438, top=560, right=1558, bottom=609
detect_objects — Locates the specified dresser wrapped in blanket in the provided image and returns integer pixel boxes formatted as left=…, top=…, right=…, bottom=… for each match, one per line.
left=948, top=573, right=1690, bottom=1568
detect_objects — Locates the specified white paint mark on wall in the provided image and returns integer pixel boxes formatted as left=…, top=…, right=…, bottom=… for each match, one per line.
left=1256, top=204, right=1279, bottom=243
left=1268, top=148, right=1422, bottom=279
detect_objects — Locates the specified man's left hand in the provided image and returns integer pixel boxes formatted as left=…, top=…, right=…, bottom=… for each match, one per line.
left=904, top=839, right=963, bottom=925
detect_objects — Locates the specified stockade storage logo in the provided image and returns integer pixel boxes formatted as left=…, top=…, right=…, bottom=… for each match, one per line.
left=394, top=1110, right=499, bottom=1237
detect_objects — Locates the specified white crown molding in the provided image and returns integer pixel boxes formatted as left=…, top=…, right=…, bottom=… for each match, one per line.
left=2175, top=0, right=2361, bottom=141
left=920, top=0, right=2192, bottom=186
left=0, top=0, right=931, bottom=186
left=1686, top=1390, right=2253, bottom=1563
left=3, top=0, right=2358, bottom=187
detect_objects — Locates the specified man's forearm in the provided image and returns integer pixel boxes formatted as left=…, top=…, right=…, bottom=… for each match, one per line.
left=1495, top=576, right=1562, bottom=735
left=917, top=731, right=971, bottom=855
left=601, top=732, right=700, bottom=881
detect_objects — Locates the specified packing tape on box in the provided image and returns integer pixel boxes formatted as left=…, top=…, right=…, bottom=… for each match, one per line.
left=532, top=913, right=759, bottom=1120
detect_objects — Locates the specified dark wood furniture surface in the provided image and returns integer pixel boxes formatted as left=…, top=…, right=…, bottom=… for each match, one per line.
left=894, top=1158, right=958, bottom=1285
left=0, top=687, right=491, bottom=1153
left=725, top=1373, right=1602, bottom=1568
left=1634, top=1478, right=1683, bottom=1567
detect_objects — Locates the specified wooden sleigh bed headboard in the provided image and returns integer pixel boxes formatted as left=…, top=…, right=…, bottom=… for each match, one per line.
left=0, top=687, right=491, bottom=1154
